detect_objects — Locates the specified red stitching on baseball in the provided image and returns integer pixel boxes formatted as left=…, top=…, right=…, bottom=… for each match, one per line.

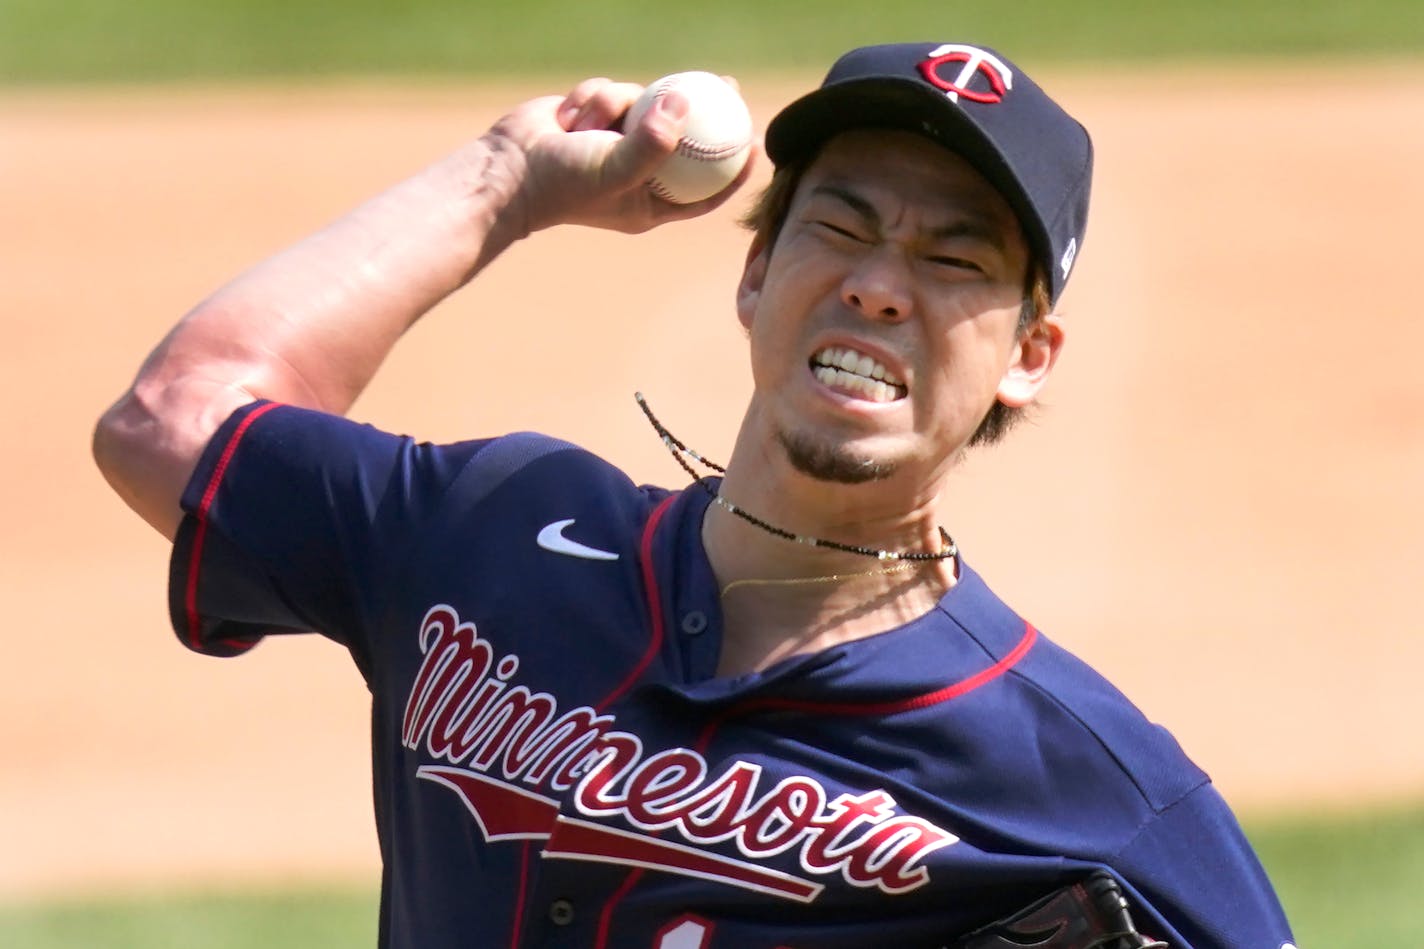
left=674, top=139, right=746, bottom=162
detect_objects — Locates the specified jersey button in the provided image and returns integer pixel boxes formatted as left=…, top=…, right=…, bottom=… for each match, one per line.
left=680, top=610, right=708, bottom=635
left=548, top=899, right=575, bottom=926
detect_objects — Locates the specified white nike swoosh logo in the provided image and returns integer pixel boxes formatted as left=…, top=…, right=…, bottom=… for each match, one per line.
left=537, top=519, right=619, bottom=561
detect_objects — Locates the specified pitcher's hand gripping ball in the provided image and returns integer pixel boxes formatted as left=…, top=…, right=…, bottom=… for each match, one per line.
left=624, top=71, right=753, bottom=204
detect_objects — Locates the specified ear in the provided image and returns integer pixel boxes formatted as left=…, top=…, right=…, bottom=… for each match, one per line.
left=996, top=312, right=1066, bottom=408
left=736, top=238, right=770, bottom=331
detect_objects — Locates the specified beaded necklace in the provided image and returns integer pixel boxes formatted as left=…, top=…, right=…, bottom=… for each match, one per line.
left=635, top=392, right=957, bottom=563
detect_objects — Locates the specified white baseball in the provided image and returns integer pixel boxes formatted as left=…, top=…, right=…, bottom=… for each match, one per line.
left=624, top=71, right=753, bottom=204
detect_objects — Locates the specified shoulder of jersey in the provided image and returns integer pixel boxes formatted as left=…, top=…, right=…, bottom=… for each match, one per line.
left=947, top=564, right=1208, bottom=809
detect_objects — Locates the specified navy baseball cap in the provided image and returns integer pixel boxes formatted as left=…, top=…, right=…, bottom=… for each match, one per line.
left=765, top=42, right=1093, bottom=304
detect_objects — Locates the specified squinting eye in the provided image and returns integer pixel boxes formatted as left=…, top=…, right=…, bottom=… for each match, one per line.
left=815, top=221, right=868, bottom=242
left=928, top=255, right=984, bottom=273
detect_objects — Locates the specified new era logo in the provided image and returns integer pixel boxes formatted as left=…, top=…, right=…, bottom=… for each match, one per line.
left=1060, top=238, right=1078, bottom=279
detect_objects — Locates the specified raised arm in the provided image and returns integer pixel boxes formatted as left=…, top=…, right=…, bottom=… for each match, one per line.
left=93, top=78, right=753, bottom=539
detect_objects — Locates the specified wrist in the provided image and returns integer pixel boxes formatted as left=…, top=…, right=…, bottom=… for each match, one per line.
left=445, top=131, right=535, bottom=269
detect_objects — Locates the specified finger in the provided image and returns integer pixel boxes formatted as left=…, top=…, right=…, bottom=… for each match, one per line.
left=555, top=77, right=611, bottom=130
left=601, top=88, right=690, bottom=189
left=567, top=80, right=645, bottom=133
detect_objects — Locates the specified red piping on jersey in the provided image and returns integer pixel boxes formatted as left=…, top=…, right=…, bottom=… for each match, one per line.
left=594, top=493, right=676, bottom=713
left=585, top=493, right=679, bottom=945
left=588, top=504, right=1038, bottom=942
left=506, top=841, right=531, bottom=949
left=184, top=401, right=282, bottom=651
left=594, top=867, right=647, bottom=949
left=694, top=621, right=1040, bottom=753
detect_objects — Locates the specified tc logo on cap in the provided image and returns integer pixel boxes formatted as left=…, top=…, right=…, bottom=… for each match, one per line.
left=917, top=44, right=1014, bottom=104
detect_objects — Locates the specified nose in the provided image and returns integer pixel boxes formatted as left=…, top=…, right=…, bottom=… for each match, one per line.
left=841, top=248, right=913, bottom=323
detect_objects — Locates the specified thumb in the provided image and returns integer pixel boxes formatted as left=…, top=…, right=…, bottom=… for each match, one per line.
left=604, top=89, right=688, bottom=189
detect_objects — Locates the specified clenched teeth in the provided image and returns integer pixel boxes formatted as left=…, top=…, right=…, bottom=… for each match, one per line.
left=811, top=347, right=906, bottom=402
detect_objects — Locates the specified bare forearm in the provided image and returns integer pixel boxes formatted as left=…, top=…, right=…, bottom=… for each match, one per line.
left=93, top=134, right=528, bottom=537
left=165, top=134, right=527, bottom=415
left=94, top=78, right=752, bottom=538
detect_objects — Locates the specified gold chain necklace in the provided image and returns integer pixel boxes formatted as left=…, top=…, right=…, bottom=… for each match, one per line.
left=719, top=560, right=920, bottom=599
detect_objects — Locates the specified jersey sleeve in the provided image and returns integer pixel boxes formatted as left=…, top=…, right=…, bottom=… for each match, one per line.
left=1114, top=782, right=1296, bottom=949
left=168, top=401, right=490, bottom=665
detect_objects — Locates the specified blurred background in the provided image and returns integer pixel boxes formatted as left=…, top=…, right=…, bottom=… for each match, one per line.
left=3, top=0, right=1423, bottom=945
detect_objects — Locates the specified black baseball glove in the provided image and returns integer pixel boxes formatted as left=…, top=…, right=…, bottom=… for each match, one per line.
left=952, top=871, right=1169, bottom=949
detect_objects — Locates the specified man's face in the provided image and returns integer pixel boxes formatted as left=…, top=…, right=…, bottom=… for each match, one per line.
left=736, top=129, right=1059, bottom=489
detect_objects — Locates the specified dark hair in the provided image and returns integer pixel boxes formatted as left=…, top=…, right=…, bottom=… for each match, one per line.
left=739, top=163, right=1052, bottom=448
left=738, top=157, right=807, bottom=258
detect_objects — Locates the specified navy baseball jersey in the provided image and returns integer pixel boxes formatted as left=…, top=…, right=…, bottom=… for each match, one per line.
left=171, top=401, right=1296, bottom=949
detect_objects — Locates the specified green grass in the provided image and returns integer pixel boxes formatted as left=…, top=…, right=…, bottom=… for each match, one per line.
left=2, top=805, right=1421, bottom=947
left=1248, top=803, right=1424, bottom=945
left=0, top=885, right=378, bottom=949
left=2, top=0, right=1423, bottom=85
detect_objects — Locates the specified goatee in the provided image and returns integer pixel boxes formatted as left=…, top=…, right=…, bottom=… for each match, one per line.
left=777, top=430, right=898, bottom=484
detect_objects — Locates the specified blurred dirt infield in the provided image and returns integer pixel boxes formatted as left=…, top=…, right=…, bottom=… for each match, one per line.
left=2, top=64, right=1422, bottom=898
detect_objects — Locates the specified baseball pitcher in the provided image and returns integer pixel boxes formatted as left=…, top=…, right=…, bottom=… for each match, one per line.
left=94, top=40, right=1298, bottom=949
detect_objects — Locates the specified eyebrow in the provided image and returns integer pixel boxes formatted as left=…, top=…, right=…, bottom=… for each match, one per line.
left=806, top=183, right=1008, bottom=253
left=809, top=183, right=879, bottom=223
left=929, top=218, right=1007, bottom=253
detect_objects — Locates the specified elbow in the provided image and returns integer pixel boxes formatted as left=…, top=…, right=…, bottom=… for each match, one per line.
left=92, top=408, right=113, bottom=484
left=93, top=382, right=216, bottom=542
left=92, top=395, right=134, bottom=496
left=95, top=322, right=274, bottom=539
left=92, top=392, right=181, bottom=541
left=92, top=397, right=148, bottom=503
left=93, top=375, right=258, bottom=540
left=91, top=398, right=130, bottom=485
